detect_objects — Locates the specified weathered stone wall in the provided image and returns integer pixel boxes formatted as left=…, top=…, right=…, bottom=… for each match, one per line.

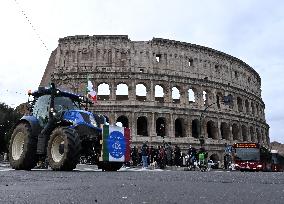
left=40, top=35, right=269, bottom=163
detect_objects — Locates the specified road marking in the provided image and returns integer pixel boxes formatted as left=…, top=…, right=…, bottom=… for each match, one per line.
left=0, top=167, right=169, bottom=172
left=75, top=168, right=101, bottom=172
left=0, top=169, right=14, bottom=172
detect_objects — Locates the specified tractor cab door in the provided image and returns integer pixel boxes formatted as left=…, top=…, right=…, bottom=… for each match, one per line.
left=32, top=95, right=50, bottom=127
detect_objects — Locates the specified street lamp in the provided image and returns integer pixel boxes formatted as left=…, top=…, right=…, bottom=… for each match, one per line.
left=199, top=95, right=233, bottom=147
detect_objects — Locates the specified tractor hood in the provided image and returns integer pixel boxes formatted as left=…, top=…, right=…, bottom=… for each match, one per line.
left=62, top=110, right=103, bottom=130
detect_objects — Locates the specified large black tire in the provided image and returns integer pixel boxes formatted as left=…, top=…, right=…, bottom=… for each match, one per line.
left=99, top=162, right=123, bottom=171
left=47, top=127, right=81, bottom=171
left=9, top=123, right=38, bottom=170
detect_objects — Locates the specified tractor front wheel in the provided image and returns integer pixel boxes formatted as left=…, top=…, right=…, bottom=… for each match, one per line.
left=9, top=123, right=38, bottom=170
left=47, top=127, right=81, bottom=171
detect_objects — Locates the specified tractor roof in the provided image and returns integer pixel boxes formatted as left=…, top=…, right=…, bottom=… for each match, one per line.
left=31, top=86, right=83, bottom=102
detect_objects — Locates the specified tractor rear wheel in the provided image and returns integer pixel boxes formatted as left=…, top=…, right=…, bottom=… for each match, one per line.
left=9, top=123, right=38, bottom=170
left=47, top=127, right=81, bottom=171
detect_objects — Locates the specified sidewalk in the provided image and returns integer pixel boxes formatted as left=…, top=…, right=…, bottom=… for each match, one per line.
left=0, top=161, right=10, bottom=168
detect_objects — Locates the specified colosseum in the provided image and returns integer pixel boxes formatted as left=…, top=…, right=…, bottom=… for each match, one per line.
left=40, top=35, right=270, bottom=164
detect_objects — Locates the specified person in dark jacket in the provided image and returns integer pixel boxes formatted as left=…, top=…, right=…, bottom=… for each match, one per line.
left=141, top=142, right=148, bottom=168
left=174, top=145, right=181, bottom=166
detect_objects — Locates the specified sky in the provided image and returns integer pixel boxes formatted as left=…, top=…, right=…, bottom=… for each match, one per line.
left=0, top=0, right=283, bottom=143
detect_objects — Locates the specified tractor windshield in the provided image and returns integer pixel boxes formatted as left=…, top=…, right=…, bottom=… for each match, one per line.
left=54, top=96, right=80, bottom=111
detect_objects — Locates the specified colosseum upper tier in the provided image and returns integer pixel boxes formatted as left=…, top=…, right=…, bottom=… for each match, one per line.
left=40, top=35, right=269, bottom=159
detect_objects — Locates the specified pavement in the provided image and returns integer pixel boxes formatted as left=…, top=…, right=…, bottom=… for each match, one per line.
left=1, top=163, right=283, bottom=204
left=1, top=161, right=225, bottom=172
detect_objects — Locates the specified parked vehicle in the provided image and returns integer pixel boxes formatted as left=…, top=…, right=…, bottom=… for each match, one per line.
left=9, top=83, right=130, bottom=171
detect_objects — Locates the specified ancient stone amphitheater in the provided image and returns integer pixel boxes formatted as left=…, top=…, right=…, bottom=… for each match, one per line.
left=40, top=35, right=269, bottom=162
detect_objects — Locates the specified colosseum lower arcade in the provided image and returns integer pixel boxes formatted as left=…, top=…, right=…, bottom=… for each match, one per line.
left=40, top=35, right=270, bottom=165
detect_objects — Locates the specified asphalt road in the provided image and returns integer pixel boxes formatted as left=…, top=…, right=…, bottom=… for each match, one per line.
left=0, top=164, right=284, bottom=204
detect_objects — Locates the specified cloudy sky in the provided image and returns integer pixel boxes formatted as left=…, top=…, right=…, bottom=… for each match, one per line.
left=0, top=0, right=283, bottom=143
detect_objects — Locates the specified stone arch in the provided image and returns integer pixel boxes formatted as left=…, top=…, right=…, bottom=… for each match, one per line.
left=245, top=99, right=249, bottom=113
left=241, top=125, right=248, bottom=142
left=136, top=83, right=147, bottom=101
left=156, top=117, right=166, bottom=137
left=116, top=83, right=129, bottom=100
left=207, top=120, right=218, bottom=139
left=232, top=123, right=240, bottom=141
left=137, top=116, right=148, bottom=136
left=192, top=119, right=200, bottom=138
left=172, top=86, right=180, bottom=104
left=209, top=153, right=219, bottom=163
left=188, top=88, right=195, bottom=103
left=250, top=126, right=255, bottom=142
left=116, top=115, right=129, bottom=128
left=237, top=97, right=243, bottom=112
left=175, top=118, right=185, bottom=137
left=155, top=85, right=164, bottom=103
left=220, top=122, right=230, bottom=140
left=97, top=83, right=110, bottom=100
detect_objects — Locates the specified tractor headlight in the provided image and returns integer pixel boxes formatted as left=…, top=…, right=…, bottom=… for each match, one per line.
left=89, top=114, right=97, bottom=127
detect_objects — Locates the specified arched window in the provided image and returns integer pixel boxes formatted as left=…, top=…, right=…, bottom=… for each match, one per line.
left=203, top=91, right=208, bottom=106
left=216, top=92, right=223, bottom=109
left=172, top=87, right=180, bottom=104
left=237, top=97, right=243, bottom=112
left=116, top=115, right=129, bottom=128
left=256, top=104, right=259, bottom=116
left=251, top=102, right=255, bottom=115
left=137, top=116, right=148, bottom=136
left=250, top=126, right=255, bottom=142
left=156, top=117, right=166, bottom=137
left=155, top=85, right=164, bottom=103
left=116, top=83, right=129, bottom=100
left=220, top=122, right=230, bottom=140
left=209, top=154, right=219, bottom=163
left=192, top=119, right=200, bottom=138
left=98, top=83, right=110, bottom=100
left=245, top=100, right=249, bottom=113
left=175, top=118, right=184, bottom=137
left=207, top=120, right=218, bottom=139
left=136, top=84, right=147, bottom=101
left=232, top=123, right=240, bottom=140
left=188, top=89, right=195, bottom=103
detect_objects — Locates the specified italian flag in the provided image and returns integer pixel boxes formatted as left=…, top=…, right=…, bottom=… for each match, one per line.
left=86, top=77, right=97, bottom=102
left=102, top=125, right=131, bottom=162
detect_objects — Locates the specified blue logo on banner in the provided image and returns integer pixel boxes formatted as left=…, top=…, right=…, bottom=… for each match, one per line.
left=225, top=146, right=232, bottom=153
left=108, top=131, right=126, bottom=159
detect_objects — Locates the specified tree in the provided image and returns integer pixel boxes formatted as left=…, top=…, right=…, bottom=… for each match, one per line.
left=0, top=103, right=21, bottom=153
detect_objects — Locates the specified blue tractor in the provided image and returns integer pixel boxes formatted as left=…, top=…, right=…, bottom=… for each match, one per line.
left=9, top=83, right=128, bottom=171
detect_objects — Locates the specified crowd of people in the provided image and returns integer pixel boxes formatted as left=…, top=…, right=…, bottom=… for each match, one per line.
left=130, top=142, right=209, bottom=169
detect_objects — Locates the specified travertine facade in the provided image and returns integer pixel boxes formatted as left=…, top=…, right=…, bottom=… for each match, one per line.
left=40, top=35, right=269, bottom=163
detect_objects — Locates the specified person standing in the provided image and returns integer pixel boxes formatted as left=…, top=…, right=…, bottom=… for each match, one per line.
left=141, top=142, right=148, bottom=168
left=165, top=143, right=173, bottom=166
left=131, top=146, right=138, bottom=166
left=174, top=145, right=181, bottom=166
left=158, top=146, right=166, bottom=169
